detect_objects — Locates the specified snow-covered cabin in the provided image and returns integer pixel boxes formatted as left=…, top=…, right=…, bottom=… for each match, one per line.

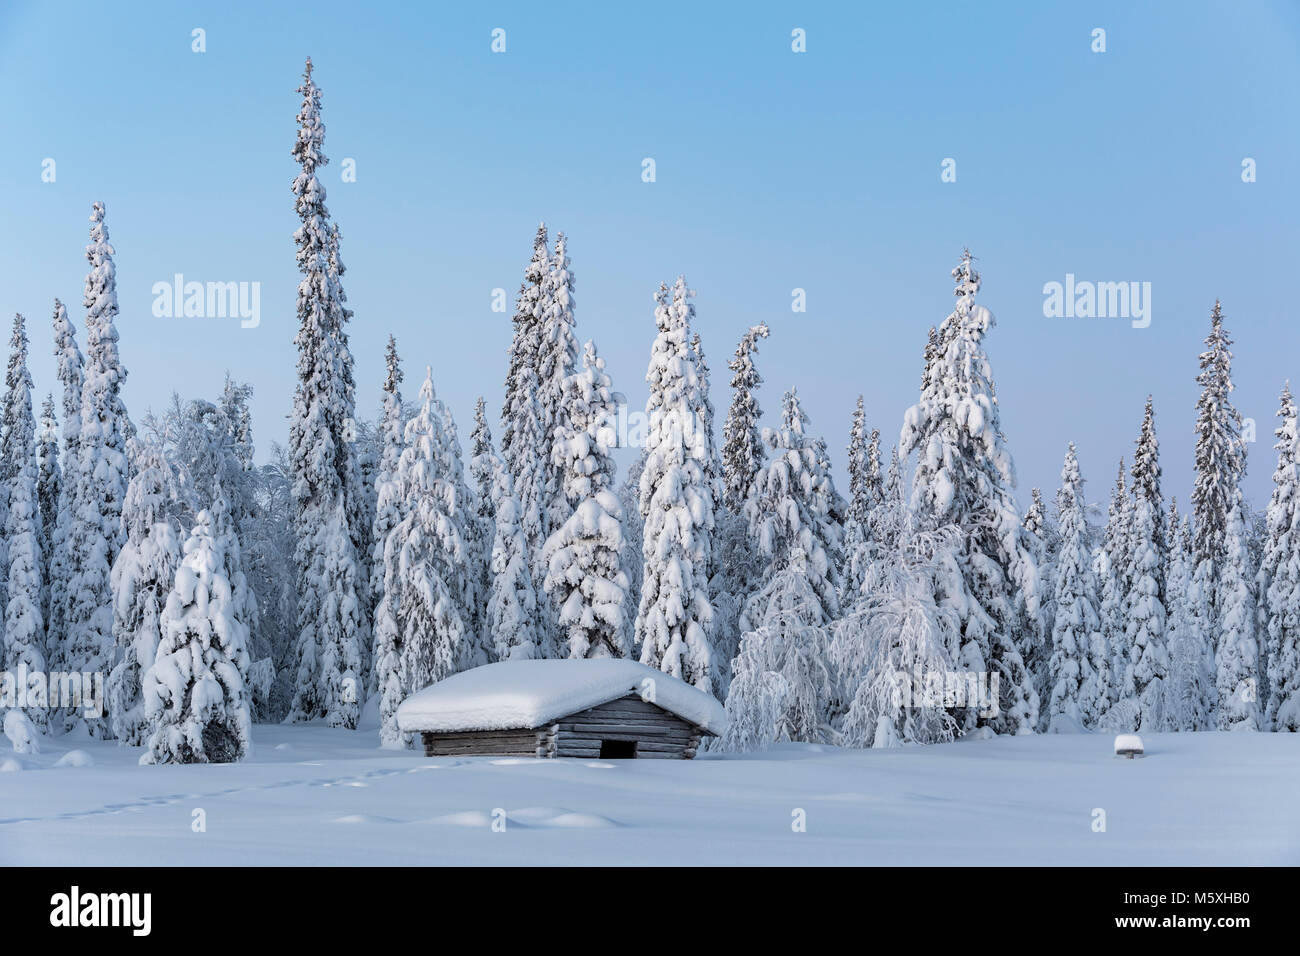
left=395, top=659, right=727, bottom=759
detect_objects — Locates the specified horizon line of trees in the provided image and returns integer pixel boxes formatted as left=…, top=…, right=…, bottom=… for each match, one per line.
left=3, top=60, right=1296, bottom=763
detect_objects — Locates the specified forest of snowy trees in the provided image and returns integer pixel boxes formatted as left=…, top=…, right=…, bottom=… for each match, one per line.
left=2, top=59, right=1298, bottom=764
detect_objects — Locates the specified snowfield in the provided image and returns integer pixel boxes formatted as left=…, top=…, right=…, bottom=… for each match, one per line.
left=1, top=725, right=1297, bottom=866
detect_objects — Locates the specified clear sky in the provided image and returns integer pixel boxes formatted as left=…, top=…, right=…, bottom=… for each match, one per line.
left=1, top=0, right=1297, bottom=513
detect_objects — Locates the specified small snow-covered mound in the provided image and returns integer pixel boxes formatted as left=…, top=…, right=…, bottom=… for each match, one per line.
left=331, top=814, right=398, bottom=824
left=54, top=749, right=94, bottom=768
left=422, top=810, right=495, bottom=827
left=546, top=812, right=617, bottom=828
left=1047, top=714, right=1092, bottom=734
left=4, top=710, right=40, bottom=754
left=1, top=756, right=25, bottom=772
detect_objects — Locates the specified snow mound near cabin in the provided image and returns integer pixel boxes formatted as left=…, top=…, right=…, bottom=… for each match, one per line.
left=395, top=659, right=728, bottom=736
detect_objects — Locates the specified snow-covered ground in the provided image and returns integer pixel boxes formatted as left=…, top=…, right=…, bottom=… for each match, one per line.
left=2, top=725, right=1296, bottom=865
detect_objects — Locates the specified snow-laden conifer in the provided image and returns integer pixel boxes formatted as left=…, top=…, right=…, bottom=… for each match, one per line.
left=108, top=442, right=182, bottom=744
left=898, top=251, right=1040, bottom=734
left=1167, top=509, right=1214, bottom=730
left=636, top=278, right=716, bottom=691
left=746, top=389, right=842, bottom=621
left=720, top=323, right=769, bottom=513
left=542, top=341, right=629, bottom=659
left=47, top=300, right=83, bottom=669
left=1192, top=301, right=1246, bottom=589
left=1258, top=383, right=1300, bottom=730
left=1120, top=397, right=1169, bottom=731
left=65, top=203, right=131, bottom=737
left=1046, top=444, right=1102, bottom=728
left=2, top=314, right=47, bottom=729
left=140, top=509, right=252, bottom=764
left=36, top=393, right=59, bottom=632
left=286, top=59, right=366, bottom=726
left=1216, top=496, right=1261, bottom=730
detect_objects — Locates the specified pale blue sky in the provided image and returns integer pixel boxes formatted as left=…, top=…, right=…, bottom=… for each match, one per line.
left=1, top=1, right=1297, bottom=511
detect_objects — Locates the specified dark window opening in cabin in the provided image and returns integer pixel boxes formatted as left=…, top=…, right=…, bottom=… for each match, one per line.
left=599, top=739, right=638, bottom=759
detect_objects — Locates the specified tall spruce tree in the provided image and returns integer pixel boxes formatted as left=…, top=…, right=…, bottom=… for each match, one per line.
left=1192, top=301, right=1246, bottom=602
left=47, top=299, right=83, bottom=673
left=721, top=323, right=770, bottom=513
left=1216, top=495, right=1262, bottom=730
left=1047, top=444, right=1102, bottom=728
left=65, top=202, right=131, bottom=738
left=108, top=442, right=183, bottom=744
left=536, top=232, right=580, bottom=551
left=36, top=393, right=59, bottom=633
left=1259, top=383, right=1300, bottom=730
left=367, top=334, right=405, bottom=696
left=746, top=389, right=842, bottom=623
left=1095, top=459, right=1130, bottom=716
left=898, top=251, right=1041, bottom=734
left=542, top=340, right=629, bottom=659
left=286, top=59, right=366, bottom=727
left=1121, top=397, right=1169, bottom=731
left=3, top=314, right=47, bottom=729
left=636, top=278, right=716, bottom=691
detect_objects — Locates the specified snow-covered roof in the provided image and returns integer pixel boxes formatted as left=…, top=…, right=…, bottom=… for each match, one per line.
left=395, top=659, right=728, bottom=737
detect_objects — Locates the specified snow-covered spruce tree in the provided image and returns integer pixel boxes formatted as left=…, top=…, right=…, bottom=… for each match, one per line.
left=869, top=444, right=906, bottom=558
left=65, top=202, right=132, bottom=738
left=1216, top=496, right=1261, bottom=730
left=500, top=223, right=548, bottom=525
left=1192, top=300, right=1246, bottom=606
left=1258, top=383, right=1300, bottom=730
left=745, top=389, right=842, bottom=622
left=3, top=314, right=47, bottom=729
left=1166, top=508, right=1214, bottom=730
left=108, top=442, right=182, bottom=744
left=385, top=370, right=467, bottom=709
left=722, top=548, right=837, bottom=750
left=468, top=397, right=499, bottom=643
left=898, top=251, right=1041, bottom=735
left=367, top=334, right=405, bottom=696
left=286, top=59, right=367, bottom=727
left=535, top=232, right=580, bottom=549
left=1094, top=459, right=1130, bottom=717
left=36, top=393, right=59, bottom=632
left=842, top=396, right=877, bottom=599
left=636, top=278, right=716, bottom=691
left=1022, top=486, right=1053, bottom=714
left=691, top=332, right=724, bottom=502
left=831, top=522, right=965, bottom=749
left=140, top=509, right=253, bottom=764
left=47, top=299, right=84, bottom=667
left=432, top=391, right=489, bottom=669
left=721, top=323, right=770, bottom=513
left=1120, top=396, right=1169, bottom=731
left=542, top=341, right=629, bottom=659
left=242, top=447, right=299, bottom=720
left=486, top=441, right=540, bottom=663
left=1046, top=444, right=1101, bottom=729
left=617, top=450, right=646, bottom=653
